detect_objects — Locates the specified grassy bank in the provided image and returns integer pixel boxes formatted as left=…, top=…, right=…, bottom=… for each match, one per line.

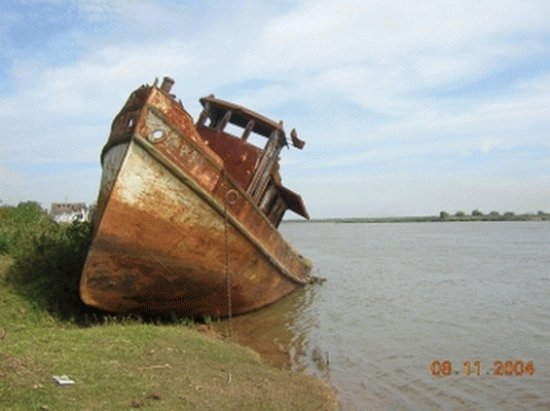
left=0, top=205, right=336, bottom=410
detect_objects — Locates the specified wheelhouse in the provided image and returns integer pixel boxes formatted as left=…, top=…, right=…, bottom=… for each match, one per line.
left=195, top=96, right=309, bottom=227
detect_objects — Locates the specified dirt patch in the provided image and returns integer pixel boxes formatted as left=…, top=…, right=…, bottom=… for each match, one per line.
left=193, top=323, right=224, bottom=339
left=130, top=392, right=162, bottom=408
left=0, top=352, right=33, bottom=377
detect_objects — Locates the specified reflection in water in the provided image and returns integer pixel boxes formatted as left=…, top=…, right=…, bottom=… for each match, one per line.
left=216, top=281, right=327, bottom=374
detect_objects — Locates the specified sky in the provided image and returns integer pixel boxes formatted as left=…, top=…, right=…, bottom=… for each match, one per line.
left=0, top=0, right=549, bottom=218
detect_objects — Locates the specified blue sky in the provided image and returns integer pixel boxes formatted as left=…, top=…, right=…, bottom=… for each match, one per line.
left=1, top=0, right=549, bottom=218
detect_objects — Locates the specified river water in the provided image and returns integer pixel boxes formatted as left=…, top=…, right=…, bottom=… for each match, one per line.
left=223, top=221, right=550, bottom=410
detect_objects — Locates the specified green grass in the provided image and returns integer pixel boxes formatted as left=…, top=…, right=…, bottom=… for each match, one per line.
left=0, top=257, right=335, bottom=410
left=0, top=202, right=52, bottom=256
left=0, top=205, right=336, bottom=410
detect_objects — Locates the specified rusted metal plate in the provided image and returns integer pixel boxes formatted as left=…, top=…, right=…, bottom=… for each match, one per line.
left=196, top=125, right=260, bottom=190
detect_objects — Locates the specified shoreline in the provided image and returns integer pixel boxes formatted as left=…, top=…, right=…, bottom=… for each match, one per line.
left=287, top=214, right=550, bottom=224
left=0, top=256, right=338, bottom=411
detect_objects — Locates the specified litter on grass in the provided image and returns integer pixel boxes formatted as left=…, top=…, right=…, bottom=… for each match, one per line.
left=52, top=375, right=75, bottom=386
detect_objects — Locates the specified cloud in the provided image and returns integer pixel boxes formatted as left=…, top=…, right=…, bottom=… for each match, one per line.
left=1, top=0, right=549, bottom=215
left=0, top=40, right=200, bottom=164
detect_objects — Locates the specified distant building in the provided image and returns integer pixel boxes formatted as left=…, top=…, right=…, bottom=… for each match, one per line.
left=49, top=202, right=90, bottom=223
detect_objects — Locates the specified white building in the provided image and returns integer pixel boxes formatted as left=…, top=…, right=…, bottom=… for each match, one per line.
left=49, top=202, right=89, bottom=223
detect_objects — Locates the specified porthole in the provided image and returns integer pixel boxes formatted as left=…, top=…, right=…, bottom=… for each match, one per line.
left=225, top=189, right=239, bottom=205
left=148, top=128, right=165, bottom=143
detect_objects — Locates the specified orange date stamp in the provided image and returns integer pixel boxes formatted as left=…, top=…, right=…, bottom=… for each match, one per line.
left=430, top=360, right=535, bottom=377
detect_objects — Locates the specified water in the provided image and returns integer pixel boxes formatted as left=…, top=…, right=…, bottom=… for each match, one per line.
left=223, top=221, right=550, bottom=410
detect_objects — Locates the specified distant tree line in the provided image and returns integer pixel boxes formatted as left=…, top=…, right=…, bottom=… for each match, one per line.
left=439, top=209, right=549, bottom=221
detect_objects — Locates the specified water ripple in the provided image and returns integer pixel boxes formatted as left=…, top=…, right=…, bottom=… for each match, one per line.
left=228, top=222, right=550, bottom=410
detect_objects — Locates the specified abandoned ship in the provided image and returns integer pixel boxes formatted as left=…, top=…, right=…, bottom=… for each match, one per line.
left=79, top=76, right=312, bottom=317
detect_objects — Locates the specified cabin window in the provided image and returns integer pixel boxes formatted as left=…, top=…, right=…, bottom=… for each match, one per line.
left=259, top=184, right=276, bottom=212
left=269, top=197, right=287, bottom=227
left=207, top=117, right=216, bottom=128
left=245, top=131, right=267, bottom=150
left=217, top=122, right=267, bottom=150
left=215, top=111, right=232, bottom=131
left=267, top=191, right=287, bottom=222
left=223, top=122, right=243, bottom=138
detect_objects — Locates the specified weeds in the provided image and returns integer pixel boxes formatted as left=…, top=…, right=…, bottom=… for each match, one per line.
left=0, top=202, right=51, bottom=256
left=5, top=218, right=94, bottom=321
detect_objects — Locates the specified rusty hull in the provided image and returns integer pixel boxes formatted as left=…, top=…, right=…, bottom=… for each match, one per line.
left=80, top=81, right=311, bottom=316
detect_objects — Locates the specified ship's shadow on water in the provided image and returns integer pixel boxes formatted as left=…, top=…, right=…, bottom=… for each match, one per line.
left=216, top=278, right=331, bottom=376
